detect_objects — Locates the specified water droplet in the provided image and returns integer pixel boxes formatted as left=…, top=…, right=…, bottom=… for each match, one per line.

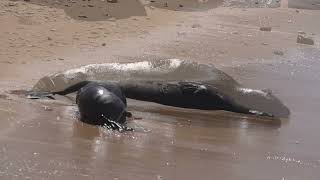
left=42, top=105, right=52, bottom=111
left=200, top=148, right=208, bottom=151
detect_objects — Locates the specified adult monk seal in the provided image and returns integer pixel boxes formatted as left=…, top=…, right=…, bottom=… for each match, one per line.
left=29, top=59, right=290, bottom=128
left=42, top=80, right=282, bottom=121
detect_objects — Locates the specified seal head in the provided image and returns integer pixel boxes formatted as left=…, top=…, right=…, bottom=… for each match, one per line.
left=76, top=85, right=126, bottom=126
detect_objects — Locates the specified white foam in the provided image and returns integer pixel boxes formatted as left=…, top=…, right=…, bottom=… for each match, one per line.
left=239, top=88, right=268, bottom=96
left=107, top=61, right=152, bottom=71
left=167, top=58, right=183, bottom=68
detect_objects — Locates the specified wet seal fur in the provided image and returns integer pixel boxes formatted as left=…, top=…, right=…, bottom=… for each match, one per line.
left=28, top=81, right=132, bottom=131
left=118, top=80, right=277, bottom=116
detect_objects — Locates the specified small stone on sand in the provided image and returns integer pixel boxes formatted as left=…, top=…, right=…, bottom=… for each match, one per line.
left=273, top=50, right=284, bottom=56
left=260, top=27, right=272, bottom=32
left=8, top=2, right=18, bottom=6
left=191, top=24, right=201, bottom=28
left=78, top=15, right=88, bottom=18
left=297, top=34, right=314, bottom=45
left=43, top=106, right=52, bottom=111
left=0, top=94, right=8, bottom=100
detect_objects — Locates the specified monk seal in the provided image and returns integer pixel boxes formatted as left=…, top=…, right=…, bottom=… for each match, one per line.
left=39, top=80, right=283, bottom=121
left=30, top=59, right=290, bottom=118
left=28, top=60, right=290, bottom=130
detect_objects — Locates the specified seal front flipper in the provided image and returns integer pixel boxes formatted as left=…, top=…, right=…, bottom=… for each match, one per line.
left=178, top=82, right=208, bottom=95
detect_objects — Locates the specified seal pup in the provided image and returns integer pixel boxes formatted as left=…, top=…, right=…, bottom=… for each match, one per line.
left=31, top=81, right=132, bottom=131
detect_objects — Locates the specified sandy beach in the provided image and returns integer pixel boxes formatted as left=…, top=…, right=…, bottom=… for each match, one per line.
left=0, top=0, right=320, bottom=179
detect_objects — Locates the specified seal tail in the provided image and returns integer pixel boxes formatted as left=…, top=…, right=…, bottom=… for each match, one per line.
left=229, top=88, right=290, bottom=118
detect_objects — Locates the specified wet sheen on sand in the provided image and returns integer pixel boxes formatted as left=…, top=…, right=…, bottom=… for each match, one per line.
left=1, top=47, right=320, bottom=179
left=0, top=0, right=320, bottom=179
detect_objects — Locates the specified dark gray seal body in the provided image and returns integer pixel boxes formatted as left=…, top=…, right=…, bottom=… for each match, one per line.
left=118, top=80, right=283, bottom=116
left=49, top=80, right=286, bottom=119
left=31, top=59, right=290, bottom=119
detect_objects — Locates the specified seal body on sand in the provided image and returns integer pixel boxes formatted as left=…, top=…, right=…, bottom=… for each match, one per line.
left=51, top=80, right=282, bottom=118
left=118, top=80, right=271, bottom=116
left=32, top=59, right=290, bottom=118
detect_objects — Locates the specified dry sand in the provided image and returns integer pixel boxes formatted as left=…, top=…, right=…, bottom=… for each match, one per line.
left=0, top=0, right=320, bottom=179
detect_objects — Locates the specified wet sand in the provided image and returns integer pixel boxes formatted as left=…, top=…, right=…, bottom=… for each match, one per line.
left=289, top=0, right=320, bottom=10
left=1, top=0, right=320, bottom=179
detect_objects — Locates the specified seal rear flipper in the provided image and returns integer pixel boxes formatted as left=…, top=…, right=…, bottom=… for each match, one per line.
left=231, top=87, right=290, bottom=118
left=178, top=82, right=208, bottom=95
